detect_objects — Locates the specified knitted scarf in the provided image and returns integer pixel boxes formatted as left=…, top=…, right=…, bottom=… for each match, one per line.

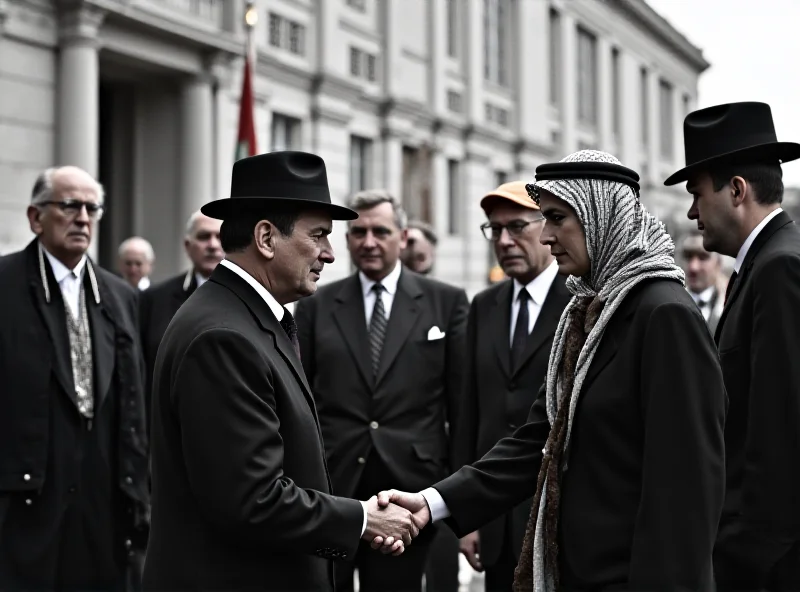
left=513, top=150, right=685, bottom=592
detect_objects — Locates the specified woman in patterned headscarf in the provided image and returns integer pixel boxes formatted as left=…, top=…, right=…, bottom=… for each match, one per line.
left=373, top=150, right=727, bottom=592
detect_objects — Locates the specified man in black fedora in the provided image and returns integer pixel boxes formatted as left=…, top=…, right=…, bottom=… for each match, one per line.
left=142, top=151, right=421, bottom=591
left=666, top=101, right=800, bottom=590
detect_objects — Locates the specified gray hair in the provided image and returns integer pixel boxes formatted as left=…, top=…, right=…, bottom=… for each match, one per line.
left=31, top=166, right=105, bottom=205
left=185, top=210, right=208, bottom=237
left=118, top=236, right=155, bottom=263
left=347, top=189, right=408, bottom=229
left=408, top=219, right=438, bottom=245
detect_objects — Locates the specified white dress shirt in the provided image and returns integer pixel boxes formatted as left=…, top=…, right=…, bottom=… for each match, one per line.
left=360, top=262, right=402, bottom=325
left=689, top=286, right=716, bottom=322
left=509, top=261, right=559, bottom=344
left=195, top=272, right=209, bottom=288
left=219, top=259, right=368, bottom=536
left=43, top=248, right=87, bottom=319
left=734, top=208, right=783, bottom=273
left=137, top=277, right=151, bottom=291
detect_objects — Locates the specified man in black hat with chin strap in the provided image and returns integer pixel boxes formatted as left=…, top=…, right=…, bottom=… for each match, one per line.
left=666, top=101, right=800, bottom=590
left=142, top=151, right=420, bottom=592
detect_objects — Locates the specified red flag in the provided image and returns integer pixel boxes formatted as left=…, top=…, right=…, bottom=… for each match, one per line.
left=235, top=54, right=257, bottom=160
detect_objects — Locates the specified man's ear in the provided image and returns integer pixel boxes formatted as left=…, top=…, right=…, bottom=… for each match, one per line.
left=730, top=176, right=747, bottom=206
left=27, top=205, right=43, bottom=236
left=254, top=219, right=276, bottom=261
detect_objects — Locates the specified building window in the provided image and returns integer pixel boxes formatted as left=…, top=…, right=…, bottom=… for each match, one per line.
left=611, top=47, right=621, bottom=137
left=448, top=159, right=461, bottom=235
left=271, top=114, right=301, bottom=151
left=403, top=146, right=433, bottom=223
left=659, top=79, right=674, bottom=158
left=350, top=136, right=372, bottom=193
left=485, top=103, right=510, bottom=127
left=447, top=0, right=459, bottom=58
left=268, top=12, right=305, bottom=56
left=549, top=8, right=560, bottom=107
left=349, top=46, right=378, bottom=82
left=577, top=27, right=597, bottom=126
left=483, top=0, right=509, bottom=87
left=447, top=90, right=463, bottom=114
left=640, top=67, right=649, bottom=146
left=346, top=0, right=366, bottom=11
left=495, top=170, right=507, bottom=188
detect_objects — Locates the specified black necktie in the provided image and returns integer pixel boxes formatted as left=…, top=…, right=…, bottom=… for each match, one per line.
left=510, top=288, right=530, bottom=370
left=724, top=271, right=738, bottom=304
left=369, top=284, right=388, bottom=377
left=280, top=307, right=301, bottom=360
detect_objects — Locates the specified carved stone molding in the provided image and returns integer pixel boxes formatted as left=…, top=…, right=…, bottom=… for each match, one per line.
left=58, top=2, right=105, bottom=46
left=0, top=0, right=9, bottom=35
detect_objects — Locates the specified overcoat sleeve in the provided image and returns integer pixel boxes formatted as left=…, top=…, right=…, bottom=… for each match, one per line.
left=173, top=327, right=363, bottom=557
left=444, top=288, right=470, bottom=472
left=630, top=300, right=726, bottom=589
left=451, top=296, right=481, bottom=472
left=433, top=385, right=550, bottom=538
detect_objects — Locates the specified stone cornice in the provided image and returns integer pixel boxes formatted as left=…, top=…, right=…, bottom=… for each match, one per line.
left=0, top=0, right=9, bottom=35
left=257, top=54, right=315, bottom=92
left=514, top=138, right=557, bottom=159
left=611, top=0, right=710, bottom=73
left=311, top=72, right=365, bottom=102
left=380, top=98, right=437, bottom=129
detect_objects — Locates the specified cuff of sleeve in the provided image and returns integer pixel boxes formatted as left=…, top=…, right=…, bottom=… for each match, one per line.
left=359, top=500, right=368, bottom=537
left=420, top=487, right=450, bottom=523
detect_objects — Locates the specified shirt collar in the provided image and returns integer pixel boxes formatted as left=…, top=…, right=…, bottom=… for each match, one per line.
left=690, top=285, right=715, bottom=305
left=195, top=272, right=209, bottom=288
left=138, top=277, right=151, bottom=290
left=41, top=244, right=87, bottom=283
left=513, top=260, right=559, bottom=306
left=360, top=262, right=402, bottom=299
left=219, top=259, right=284, bottom=322
left=734, top=208, right=783, bottom=273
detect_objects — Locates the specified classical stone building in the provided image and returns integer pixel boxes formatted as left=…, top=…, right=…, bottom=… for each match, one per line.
left=0, top=0, right=707, bottom=294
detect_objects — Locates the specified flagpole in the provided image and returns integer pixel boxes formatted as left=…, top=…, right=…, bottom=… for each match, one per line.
left=235, top=1, right=258, bottom=160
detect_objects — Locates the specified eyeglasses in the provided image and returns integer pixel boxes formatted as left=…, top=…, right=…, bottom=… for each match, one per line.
left=480, top=217, right=544, bottom=241
left=39, top=199, right=105, bottom=220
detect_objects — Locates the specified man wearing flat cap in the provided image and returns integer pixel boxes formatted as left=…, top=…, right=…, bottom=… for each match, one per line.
left=142, top=151, right=420, bottom=591
left=666, top=101, right=800, bottom=589
left=453, top=180, right=570, bottom=591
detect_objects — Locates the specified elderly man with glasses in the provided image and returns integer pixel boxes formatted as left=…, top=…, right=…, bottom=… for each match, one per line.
left=0, top=166, right=149, bottom=591
left=452, top=180, right=571, bottom=591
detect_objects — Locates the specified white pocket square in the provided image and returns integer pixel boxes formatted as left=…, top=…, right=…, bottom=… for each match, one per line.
left=427, top=326, right=445, bottom=341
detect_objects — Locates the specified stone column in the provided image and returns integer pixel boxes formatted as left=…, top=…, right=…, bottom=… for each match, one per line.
left=646, top=68, right=661, bottom=186
left=57, top=5, right=104, bottom=178
left=597, top=36, right=614, bottom=153
left=179, top=74, right=214, bottom=263
left=465, top=0, right=483, bottom=122
left=559, top=13, right=577, bottom=155
left=517, top=0, right=549, bottom=145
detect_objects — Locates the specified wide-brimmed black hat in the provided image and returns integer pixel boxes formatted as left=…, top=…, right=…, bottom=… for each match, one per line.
left=201, top=151, right=357, bottom=220
left=664, top=101, right=800, bottom=186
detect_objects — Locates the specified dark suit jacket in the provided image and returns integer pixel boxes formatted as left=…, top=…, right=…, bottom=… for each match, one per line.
left=434, top=279, right=726, bottom=591
left=0, top=240, right=149, bottom=587
left=453, top=273, right=570, bottom=566
left=294, top=268, right=469, bottom=498
left=713, top=211, right=800, bottom=586
left=142, top=264, right=363, bottom=591
left=139, top=270, right=197, bottom=422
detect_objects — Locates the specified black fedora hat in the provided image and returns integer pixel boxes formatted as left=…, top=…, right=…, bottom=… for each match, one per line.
left=201, top=151, right=357, bottom=220
left=664, top=101, right=800, bottom=186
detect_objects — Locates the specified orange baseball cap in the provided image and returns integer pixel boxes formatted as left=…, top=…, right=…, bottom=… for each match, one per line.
left=480, top=180, right=539, bottom=216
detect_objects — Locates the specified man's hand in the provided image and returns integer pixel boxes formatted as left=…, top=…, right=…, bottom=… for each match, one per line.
left=459, top=531, right=483, bottom=572
left=369, top=489, right=431, bottom=552
left=362, top=496, right=418, bottom=556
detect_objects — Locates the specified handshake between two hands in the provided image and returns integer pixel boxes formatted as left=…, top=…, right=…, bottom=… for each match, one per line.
left=360, top=490, right=430, bottom=556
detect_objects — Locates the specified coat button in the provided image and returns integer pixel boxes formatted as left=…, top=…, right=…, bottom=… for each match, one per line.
left=23, top=474, right=31, bottom=481
left=125, top=539, right=132, bottom=549
left=370, top=421, right=379, bottom=430
left=357, top=457, right=366, bottom=464
left=25, top=498, right=32, bottom=505
left=125, top=476, right=133, bottom=485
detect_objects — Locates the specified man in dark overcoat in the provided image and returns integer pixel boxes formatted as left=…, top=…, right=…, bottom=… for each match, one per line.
left=665, top=101, right=800, bottom=590
left=455, top=180, right=571, bottom=591
left=142, top=152, right=419, bottom=592
left=138, top=209, right=222, bottom=421
left=0, top=166, right=149, bottom=590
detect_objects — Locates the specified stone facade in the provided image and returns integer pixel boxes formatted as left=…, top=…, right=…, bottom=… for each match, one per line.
left=0, top=0, right=707, bottom=295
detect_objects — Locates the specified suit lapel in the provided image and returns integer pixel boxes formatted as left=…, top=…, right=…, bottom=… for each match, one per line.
left=715, top=211, right=793, bottom=342
left=174, top=270, right=197, bottom=307
left=513, top=276, right=569, bottom=378
left=491, top=281, right=513, bottom=377
left=332, top=275, right=373, bottom=389
left=28, top=257, right=75, bottom=404
left=376, top=270, right=424, bottom=386
left=87, top=276, right=115, bottom=410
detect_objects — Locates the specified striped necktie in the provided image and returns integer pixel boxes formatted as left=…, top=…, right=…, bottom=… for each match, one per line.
left=368, top=284, right=387, bottom=377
